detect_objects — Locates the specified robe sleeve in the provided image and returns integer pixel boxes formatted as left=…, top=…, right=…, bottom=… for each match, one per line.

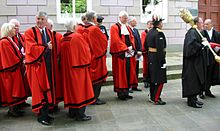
left=88, top=26, right=107, bottom=59
left=0, top=40, right=21, bottom=71
left=24, top=28, right=46, bottom=64
left=183, top=28, right=203, bottom=58
left=70, top=33, right=91, bottom=67
left=110, top=25, right=128, bottom=54
left=141, top=32, right=146, bottom=52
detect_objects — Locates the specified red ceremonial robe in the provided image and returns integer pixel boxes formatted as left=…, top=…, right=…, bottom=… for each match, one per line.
left=110, top=23, right=138, bottom=92
left=12, top=33, right=31, bottom=96
left=12, top=33, right=25, bottom=49
left=141, top=31, right=148, bottom=79
left=51, top=31, right=63, bottom=103
left=84, top=23, right=108, bottom=85
left=0, top=37, right=27, bottom=107
left=60, top=32, right=95, bottom=108
left=24, top=26, right=59, bottom=113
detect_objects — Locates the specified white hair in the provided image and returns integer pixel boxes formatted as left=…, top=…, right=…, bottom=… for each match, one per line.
left=128, top=16, right=136, bottom=23
left=118, top=10, right=129, bottom=17
left=1, top=23, right=15, bottom=37
left=9, top=19, right=20, bottom=26
left=47, top=18, right=54, bottom=26
left=64, top=18, right=76, bottom=32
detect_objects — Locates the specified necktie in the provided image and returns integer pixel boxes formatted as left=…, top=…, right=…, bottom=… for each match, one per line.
left=17, top=34, right=23, bottom=50
left=41, top=29, right=47, bottom=45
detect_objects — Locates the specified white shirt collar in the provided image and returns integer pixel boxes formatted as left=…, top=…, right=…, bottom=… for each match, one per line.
left=118, top=20, right=129, bottom=35
left=206, top=27, right=213, bottom=39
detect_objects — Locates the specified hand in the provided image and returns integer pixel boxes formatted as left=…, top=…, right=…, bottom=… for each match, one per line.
left=137, top=51, right=142, bottom=55
left=161, top=64, right=166, bottom=69
left=214, top=46, right=220, bottom=52
left=128, top=46, right=132, bottom=51
left=202, top=41, right=209, bottom=47
left=202, top=38, right=207, bottom=42
left=47, top=41, right=52, bottom=49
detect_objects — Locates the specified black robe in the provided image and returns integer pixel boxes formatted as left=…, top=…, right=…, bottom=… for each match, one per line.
left=182, top=28, right=208, bottom=97
left=145, top=27, right=167, bottom=84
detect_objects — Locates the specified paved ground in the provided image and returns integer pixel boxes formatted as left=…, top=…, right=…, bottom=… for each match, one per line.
left=1, top=79, right=220, bottom=131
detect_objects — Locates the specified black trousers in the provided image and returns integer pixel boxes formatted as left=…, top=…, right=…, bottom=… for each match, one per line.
left=150, top=83, right=164, bottom=102
left=69, top=106, right=86, bottom=119
left=93, top=85, right=102, bottom=99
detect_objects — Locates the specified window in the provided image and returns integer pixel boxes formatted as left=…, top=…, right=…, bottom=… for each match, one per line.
left=141, top=0, right=168, bottom=23
left=56, top=0, right=92, bottom=23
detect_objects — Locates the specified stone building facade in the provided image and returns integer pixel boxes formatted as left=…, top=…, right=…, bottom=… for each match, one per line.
left=0, top=0, right=199, bottom=50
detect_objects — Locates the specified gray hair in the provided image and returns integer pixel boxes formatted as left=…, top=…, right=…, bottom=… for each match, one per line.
left=64, top=18, right=76, bottom=32
left=1, top=23, right=15, bottom=37
left=9, top=19, right=20, bottom=26
left=85, top=11, right=97, bottom=22
left=36, top=11, right=48, bottom=19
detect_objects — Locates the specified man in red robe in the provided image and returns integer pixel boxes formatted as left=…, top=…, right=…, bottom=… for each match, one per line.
left=46, top=18, right=63, bottom=112
left=0, top=23, right=28, bottom=117
left=141, top=20, right=153, bottom=88
left=60, top=19, right=95, bottom=121
left=9, top=19, right=31, bottom=108
left=84, top=11, right=108, bottom=105
left=24, top=11, right=59, bottom=125
left=110, top=11, right=138, bottom=100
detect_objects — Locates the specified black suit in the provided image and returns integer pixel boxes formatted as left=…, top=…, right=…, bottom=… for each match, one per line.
left=131, top=28, right=142, bottom=83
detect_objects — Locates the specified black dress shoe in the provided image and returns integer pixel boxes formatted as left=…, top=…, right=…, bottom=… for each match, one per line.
left=154, top=99, right=166, bottom=105
left=38, top=118, right=51, bottom=125
left=199, top=94, right=205, bottom=99
left=188, top=103, right=202, bottom=108
left=76, top=116, right=91, bottom=121
left=91, top=99, right=106, bottom=105
left=125, top=95, right=133, bottom=99
left=118, top=96, right=127, bottom=101
left=132, top=88, right=142, bottom=91
left=196, top=100, right=203, bottom=105
left=205, top=93, right=215, bottom=98
left=47, top=115, right=54, bottom=122
left=7, top=110, right=24, bottom=117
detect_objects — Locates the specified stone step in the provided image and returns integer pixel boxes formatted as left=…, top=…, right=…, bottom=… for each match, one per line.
left=104, top=69, right=182, bottom=86
left=107, top=64, right=182, bottom=76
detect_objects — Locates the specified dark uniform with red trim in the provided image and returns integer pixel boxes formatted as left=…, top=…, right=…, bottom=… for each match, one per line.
left=145, top=27, right=167, bottom=104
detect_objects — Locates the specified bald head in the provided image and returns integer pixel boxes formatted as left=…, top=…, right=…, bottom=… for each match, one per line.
left=204, top=19, right=213, bottom=31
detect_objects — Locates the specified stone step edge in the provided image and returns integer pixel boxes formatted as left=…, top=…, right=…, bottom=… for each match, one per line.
left=103, top=71, right=182, bottom=86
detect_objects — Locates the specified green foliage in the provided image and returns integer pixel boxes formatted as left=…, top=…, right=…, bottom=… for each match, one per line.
left=75, top=0, right=87, bottom=13
left=61, top=2, right=72, bottom=13
left=60, top=0, right=87, bottom=14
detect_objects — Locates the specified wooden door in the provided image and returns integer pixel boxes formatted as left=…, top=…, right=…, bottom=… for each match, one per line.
left=199, top=0, right=220, bottom=31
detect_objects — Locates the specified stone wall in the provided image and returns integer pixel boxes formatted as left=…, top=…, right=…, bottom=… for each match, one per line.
left=0, top=0, right=198, bottom=47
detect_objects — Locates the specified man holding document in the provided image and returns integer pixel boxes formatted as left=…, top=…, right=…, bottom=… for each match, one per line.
left=110, top=11, right=138, bottom=100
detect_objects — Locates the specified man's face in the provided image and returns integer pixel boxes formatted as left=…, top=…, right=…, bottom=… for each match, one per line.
left=130, top=19, right=137, bottom=27
left=119, top=15, right=128, bottom=24
left=36, top=16, right=47, bottom=29
left=197, top=18, right=204, bottom=30
left=157, top=21, right=163, bottom=29
left=13, top=23, right=20, bottom=33
left=46, top=23, right=53, bottom=30
left=204, top=21, right=212, bottom=31
left=147, top=22, right=153, bottom=29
